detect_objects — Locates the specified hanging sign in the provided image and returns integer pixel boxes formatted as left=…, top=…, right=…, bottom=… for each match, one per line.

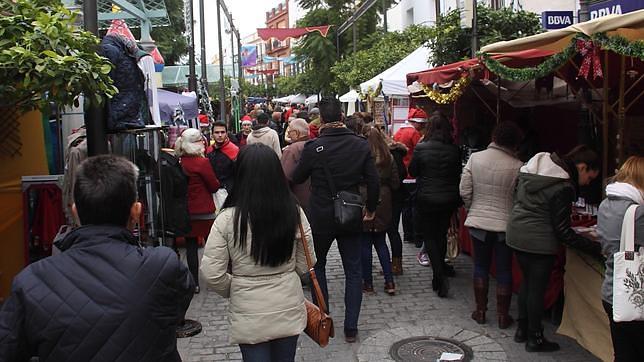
left=241, top=45, right=258, bottom=67
left=588, top=0, right=644, bottom=19
left=541, top=11, right=574, bottom=30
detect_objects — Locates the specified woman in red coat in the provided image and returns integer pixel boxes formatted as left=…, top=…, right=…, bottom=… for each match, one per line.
left=175, top=128, right=220, bottom=293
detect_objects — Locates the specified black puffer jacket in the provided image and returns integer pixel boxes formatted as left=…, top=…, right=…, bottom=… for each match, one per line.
left=292, top=127, right=379, bottom=234
left=409, top=139, right=462, bottom=210
left=99, top=35, right=149, bottom=130
left=506, top=152, right=602, bottom=256
left=0, top=225, right=194, bottom=362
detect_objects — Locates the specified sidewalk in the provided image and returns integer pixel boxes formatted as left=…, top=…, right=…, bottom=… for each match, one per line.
left=178, top=242, right=599, bottom=361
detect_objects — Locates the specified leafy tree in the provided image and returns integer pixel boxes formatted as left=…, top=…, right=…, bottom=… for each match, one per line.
left=428, top=5, right=542, bottom=66
left=330, top=25, right=434, bottom=92
left=293, top=0, right=396, bottom=94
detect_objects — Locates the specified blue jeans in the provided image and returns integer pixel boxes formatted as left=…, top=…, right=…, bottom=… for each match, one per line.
left=239, top=335, right=299, bottom=362
left=361, top=231, right=394, bottom=284
left=312, top=232, right=362, bottom=334
left=471, top=232, right=513, bottom=287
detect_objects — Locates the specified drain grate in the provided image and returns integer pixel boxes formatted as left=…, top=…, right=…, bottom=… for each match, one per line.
left=389, top=336, right=473, bottom=362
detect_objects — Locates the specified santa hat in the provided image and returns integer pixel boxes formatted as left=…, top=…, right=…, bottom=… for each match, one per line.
left=407, top=108, right=428, bottom=123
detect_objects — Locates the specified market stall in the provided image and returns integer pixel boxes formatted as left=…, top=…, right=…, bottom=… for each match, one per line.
left=360, top=45, right=432, bottom=133
left=339, top=89, right=361, bottom=115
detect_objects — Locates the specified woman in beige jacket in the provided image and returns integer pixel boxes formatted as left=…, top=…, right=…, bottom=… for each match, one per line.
left=201, top=143, right=314, bottom=362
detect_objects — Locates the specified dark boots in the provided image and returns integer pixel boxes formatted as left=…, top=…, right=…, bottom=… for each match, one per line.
left=471, top=277, right=488, bottom=324
left=525, top=330, right=560, bottom=352
left=496, top=284, right=514, bottom=329
left=391, top=257, right=403, bottom=275
left=514, top=319, right=527, bottom=343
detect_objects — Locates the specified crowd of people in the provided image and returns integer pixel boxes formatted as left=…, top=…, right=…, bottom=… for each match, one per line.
left=0, top=96, right=642, bottom=362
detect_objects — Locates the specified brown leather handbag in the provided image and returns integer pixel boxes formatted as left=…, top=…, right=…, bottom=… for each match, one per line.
left=298, top=221, right=335, bottom=347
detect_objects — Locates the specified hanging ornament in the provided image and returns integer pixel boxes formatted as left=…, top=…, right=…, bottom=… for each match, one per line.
left=576, top=39, right=603, bottom=80
left=419, top=76, right=471, bottom=104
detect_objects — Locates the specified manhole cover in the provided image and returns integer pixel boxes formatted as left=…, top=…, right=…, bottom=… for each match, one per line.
left=389, top=336, right=473, bottom=362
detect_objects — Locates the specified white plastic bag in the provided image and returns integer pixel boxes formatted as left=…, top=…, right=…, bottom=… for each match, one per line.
left=213, top=188, right=228, bottom=211
left=612, top=205, right=644, bottom=322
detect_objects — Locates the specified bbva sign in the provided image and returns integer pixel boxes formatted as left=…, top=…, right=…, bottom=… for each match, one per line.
left=541, top=11, right=574, bottom=30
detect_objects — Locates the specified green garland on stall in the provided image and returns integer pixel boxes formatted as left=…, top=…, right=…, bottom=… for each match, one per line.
left=480, top=37, right=579, bottom=82
left=593, top=33, right=644, bottom=60
left=480, top=33, right=644, bottom=82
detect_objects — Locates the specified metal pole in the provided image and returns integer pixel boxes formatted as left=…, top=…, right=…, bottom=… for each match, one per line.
left=230, top=31, right=236, bottom=82
left=336, top=33, right=341, bottom=58
left=188, top=0, right=197, bottom=91
left=352, top=23, right=357, bottom=53
left=82, top=0, right=108, bottom=156
left=382, top=0, right=388, bottom=32
left=237, top=35, right=243, bottom=91
left=602, top=51, right=609, bottom=186
left=578, top=0, right=590, bottom=23
left=617, top=55, right=626, bottom=166
left=471, top=0, right=478, bottom=58
left=199, top=0, right=208, bottom=88
left=216, top=0, right=226, bottom=123
left=435, top=0, right=441, bottom=24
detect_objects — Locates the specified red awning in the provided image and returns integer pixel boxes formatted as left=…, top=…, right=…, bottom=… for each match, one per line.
left=407, top=49, right=556, bottom=86
left=257, top=26, right=331, bottom=41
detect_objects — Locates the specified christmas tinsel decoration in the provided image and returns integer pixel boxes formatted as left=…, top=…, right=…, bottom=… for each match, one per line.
left=593, top=33, right=644, bottom=60
left=419, top=76, right=472, bottom=104
left=480, top=33, right=644, bottom=82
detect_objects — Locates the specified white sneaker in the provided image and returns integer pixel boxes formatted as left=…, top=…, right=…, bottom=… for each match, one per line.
left=416, top=252, right=430, bottom=267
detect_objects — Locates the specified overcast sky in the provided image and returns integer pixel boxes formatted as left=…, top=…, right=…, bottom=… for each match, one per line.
left=193, top=0, right=299, bottom=64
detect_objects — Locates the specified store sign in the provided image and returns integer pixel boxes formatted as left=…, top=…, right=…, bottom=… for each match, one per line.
left=542, top=11, right=574, bottom=29
left=589, top=0, right=644, bottom=19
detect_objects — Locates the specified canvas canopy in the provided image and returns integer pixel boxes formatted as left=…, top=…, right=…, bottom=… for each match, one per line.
left=339, top=89, right=360, bottom=103
left=305, top=94, right=319, bottom=105
left=481, top=9, right=644, bottom=53
left=360, top=45, right=432, bottom=96
left=158, top=89, right=198, bottom=122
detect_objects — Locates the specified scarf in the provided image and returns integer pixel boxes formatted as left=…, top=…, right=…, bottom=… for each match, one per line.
left=606, top=182, right=644, bottom=205
left=319, top=121, right=345, bottom=131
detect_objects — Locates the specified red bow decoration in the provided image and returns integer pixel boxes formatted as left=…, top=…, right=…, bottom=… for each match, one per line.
left=576, top=39, right=603, bottom=80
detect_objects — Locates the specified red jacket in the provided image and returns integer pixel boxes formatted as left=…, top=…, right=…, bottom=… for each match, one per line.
left=393, top=125, right=421, bottom=172
left=180, top=156, right=220, bottom=215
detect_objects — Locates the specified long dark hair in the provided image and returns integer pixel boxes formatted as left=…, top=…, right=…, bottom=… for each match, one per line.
left=427, top=113, right=453, bottom=144
left=222, top=144, right=300, bottom=267
left=363, top=126, right=392, bottom=169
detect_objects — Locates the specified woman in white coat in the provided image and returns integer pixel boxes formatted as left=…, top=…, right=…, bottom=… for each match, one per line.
left=201, top=143, right=315, bottom=362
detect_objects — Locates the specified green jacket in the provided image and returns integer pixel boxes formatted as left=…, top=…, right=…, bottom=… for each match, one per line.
left=506, top=152, right=576, bottom=255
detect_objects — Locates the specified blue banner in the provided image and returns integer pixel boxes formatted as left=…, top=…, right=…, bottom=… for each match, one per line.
left=241, top=45, right=257, bottom=67
left=589, top=0, right=644, bottom=19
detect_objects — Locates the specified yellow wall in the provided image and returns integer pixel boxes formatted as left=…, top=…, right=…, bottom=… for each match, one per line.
left=0, top=110, right=48, bottom=300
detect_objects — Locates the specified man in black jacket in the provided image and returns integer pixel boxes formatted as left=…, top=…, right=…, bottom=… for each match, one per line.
left=0, top=155, right=194, bottom=362
left=292, top=97, right=379, bottom=343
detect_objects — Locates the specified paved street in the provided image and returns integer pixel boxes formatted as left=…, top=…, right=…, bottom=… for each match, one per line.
left=178, top=241, right=599, bottom=362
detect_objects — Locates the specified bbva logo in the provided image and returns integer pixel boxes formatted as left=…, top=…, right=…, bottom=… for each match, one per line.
left=590, top=5, right=623, bottom=19
left=547, top=15, right=572, bottom=25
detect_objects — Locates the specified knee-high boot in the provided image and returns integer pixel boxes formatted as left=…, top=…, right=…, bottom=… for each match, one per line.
left=471, top=277, right=488, bottom=324
left=496, top=284, right=514, bottom=329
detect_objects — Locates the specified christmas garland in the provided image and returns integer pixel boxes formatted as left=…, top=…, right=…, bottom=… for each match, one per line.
left=420, top=76, right=472, bottom=104
left=593, top=33, right=644, bottom=60
left=480, top=38, right=578, bottom=82
left=480, top=33, right=644, bottom=82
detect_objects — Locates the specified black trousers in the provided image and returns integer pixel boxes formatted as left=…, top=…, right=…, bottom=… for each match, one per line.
left=416, top=208, right=453, bottom=280
left=603, top=301, right=644, bottom=362
left=386, top=195, right=404, bottom=258
left=185, top=237, right=199, bottom=287
left=515, top=250, right=556, bottom=333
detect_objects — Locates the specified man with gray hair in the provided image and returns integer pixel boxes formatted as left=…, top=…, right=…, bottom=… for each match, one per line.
left=282, top=118, right=311, bottom=214
left=308, top=107, right=321, bottom=139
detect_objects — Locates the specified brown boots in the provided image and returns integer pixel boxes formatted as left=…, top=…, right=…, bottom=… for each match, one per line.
left=391, top=257, right=403, bottom=275
left=496, top=284, right=514, bottom=329
left=471, top=278, right=514, bottom=329
left=471, top=277, right=488, bottom=324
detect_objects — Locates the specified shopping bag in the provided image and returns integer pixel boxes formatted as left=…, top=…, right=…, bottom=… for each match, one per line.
left=612, top=205, right=644, bottom=322
left=446, top=212, right=460, bottom=261
left=213, top=188, right=228, bottom=211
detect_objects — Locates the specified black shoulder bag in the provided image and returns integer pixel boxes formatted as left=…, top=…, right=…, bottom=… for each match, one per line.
left=316, top=145, right=364, bottom=231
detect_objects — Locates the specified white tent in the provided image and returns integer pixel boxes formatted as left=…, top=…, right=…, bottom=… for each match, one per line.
left=360, top=45, right=432, bottom=96
left=339, top=89, right=360, bottom=115
left=289, top=93, right=307, bottom=104
left=305, top=94, right=319, bottom=105
left=339, top=89, right=359, bottom=103
left=273, top=95, right=290, bottom=104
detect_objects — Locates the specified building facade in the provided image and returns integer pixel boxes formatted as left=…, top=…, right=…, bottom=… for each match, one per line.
left=265, top=0, right=292, bottom=80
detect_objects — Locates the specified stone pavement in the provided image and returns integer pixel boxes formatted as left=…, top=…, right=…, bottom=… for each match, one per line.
left=178, top=242, right=600, bottom=362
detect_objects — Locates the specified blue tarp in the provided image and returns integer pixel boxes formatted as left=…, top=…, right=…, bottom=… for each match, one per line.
left=157, top=89, right=198, bottom=123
